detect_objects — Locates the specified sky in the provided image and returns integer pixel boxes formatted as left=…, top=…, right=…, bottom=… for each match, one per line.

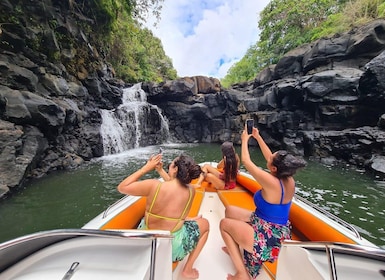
left=144, top=0, right=270, bottom=79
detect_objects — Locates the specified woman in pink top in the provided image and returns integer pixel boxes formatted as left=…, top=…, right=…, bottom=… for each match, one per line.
left=196, top=141, right=240, bottom=190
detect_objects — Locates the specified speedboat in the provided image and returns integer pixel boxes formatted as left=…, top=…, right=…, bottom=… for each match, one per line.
left=0, top=162, right=384, bottom=279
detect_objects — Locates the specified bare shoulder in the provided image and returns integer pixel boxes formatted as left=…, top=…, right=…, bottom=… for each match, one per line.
left=146, top=179, right=163, bottom=191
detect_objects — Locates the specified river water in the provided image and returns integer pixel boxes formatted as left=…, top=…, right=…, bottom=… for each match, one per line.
left=0, top=143, right=384, bottom=249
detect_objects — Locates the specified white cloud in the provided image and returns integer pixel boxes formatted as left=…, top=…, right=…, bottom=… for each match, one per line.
left=144, top=0, right=270, bottom=79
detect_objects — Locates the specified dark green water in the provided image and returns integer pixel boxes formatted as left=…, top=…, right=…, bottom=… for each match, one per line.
left=0, top=143, right=384, bottom=249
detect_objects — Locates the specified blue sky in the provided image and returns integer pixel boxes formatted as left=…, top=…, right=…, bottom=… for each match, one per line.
left=144, top=0, right=270, bottom=79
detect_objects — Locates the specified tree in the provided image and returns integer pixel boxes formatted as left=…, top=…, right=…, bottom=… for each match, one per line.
left=69, top=0, right=175, bottom=82
left=221, top=0, right=348, bottom=87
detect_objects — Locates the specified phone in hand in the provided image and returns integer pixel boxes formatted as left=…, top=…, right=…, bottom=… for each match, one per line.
left=246, top=119, right=254, bottom=135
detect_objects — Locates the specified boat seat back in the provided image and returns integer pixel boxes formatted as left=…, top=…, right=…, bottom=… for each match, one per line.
left=217, top=189, right=255, bottom=210
left=101, top=197, right=147, bottom=230
left=289, top=202, right=355, bottom=244
left=187, top=185, right=206, bottom=217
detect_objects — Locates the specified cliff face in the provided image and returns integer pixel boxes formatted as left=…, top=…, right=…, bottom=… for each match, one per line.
left=0, top=0, right=125, bottom=196
left=1, top=0, right=385, bottom=197
left=144, top=20, right=385, bottom=176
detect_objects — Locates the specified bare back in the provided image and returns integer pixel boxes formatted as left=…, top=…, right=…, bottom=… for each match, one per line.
left=145, top=180, right=195, bottom=232
left=260, top=176, right=295, bottom=205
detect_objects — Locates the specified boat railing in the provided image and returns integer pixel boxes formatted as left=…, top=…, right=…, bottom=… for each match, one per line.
left=294, top=194, right=362, bottom=240
left=280, top=240, right=385, bottom=280
left=0, top=229, right=173, bottom=280
left=282, top=240, right=385, bottom=258
left=0, top=228, right=173, bottom=252
left=102, top=195, right=137, bottom=218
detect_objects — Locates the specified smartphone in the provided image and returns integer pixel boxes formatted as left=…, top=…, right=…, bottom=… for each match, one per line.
left=246, top=119, right=254, bottom=135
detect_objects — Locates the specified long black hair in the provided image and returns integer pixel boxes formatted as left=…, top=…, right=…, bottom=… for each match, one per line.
left=221, top=142, right=238, bottom=183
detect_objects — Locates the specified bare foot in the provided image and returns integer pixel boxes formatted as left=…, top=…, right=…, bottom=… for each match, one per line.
left=227, top=273, right=251, bottom=280
left=182, top=268, right=199, bottom=279
left=222, top=246, right=229, bottom=255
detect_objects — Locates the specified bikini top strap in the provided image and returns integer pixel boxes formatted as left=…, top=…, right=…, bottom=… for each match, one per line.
left=146, top=182, right=162, bottom=226
left=279, top=180, right=284, bottom=204
left=170, top=187, right=193, bottom=232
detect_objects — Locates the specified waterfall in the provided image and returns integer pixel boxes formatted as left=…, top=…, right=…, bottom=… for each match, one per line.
left=100, top=83, right=170, bottom=155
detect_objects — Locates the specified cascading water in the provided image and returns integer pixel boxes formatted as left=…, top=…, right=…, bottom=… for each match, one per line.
left=100, top=83, right=170, bottom=155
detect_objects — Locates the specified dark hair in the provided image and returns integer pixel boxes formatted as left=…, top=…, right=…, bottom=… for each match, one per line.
left=221, top=142, right=238, bottom=183
left=174, top=154, right=202, bottom=186
left=272, top=150, right=307, bottom=179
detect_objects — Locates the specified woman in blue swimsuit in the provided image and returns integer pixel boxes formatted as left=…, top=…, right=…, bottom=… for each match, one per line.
left=220, top=125, right=306, bottom=280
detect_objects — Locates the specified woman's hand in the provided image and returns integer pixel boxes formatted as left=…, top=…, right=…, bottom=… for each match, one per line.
left=143, top=154, right=162, bottom=172
left=241, top=127, right=252, bottom=142
left=252, top=127, right=260, bottom=138
left=155, top=160, right=164, bottom=172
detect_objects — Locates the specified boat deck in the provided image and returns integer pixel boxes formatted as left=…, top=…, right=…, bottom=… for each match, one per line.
left=173, top=191, right=271, bottom=280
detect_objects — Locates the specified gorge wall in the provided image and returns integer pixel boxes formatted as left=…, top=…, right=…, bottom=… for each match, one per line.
left=143, top=19, right=385, bottom=177
left=1, top=0, right=385, bottom=197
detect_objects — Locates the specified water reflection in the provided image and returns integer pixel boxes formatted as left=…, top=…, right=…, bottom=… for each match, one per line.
left=0, top=143, right=384, bottom=249
left=293, top=160, right=385, bottom=248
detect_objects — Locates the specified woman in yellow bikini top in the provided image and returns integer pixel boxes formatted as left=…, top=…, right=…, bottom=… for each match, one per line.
left=117, top=153, right=210, bottom=279
left=145, top=182, right=193, bottom=232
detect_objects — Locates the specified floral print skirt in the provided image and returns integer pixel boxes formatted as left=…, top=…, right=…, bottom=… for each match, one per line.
left=243, top=213, right=291, bottom=279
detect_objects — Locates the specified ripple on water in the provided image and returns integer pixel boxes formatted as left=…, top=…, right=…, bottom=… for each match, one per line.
left=352, top=194, right=367, bottom=199
left=366, top=212, right=375, bottom=217
left=326, top=201, right=343, bottom=208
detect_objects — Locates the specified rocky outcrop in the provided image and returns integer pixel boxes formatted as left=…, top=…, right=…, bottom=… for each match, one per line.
left=0, top=120, right=47, bottom=196
left=1, top=1, right=385, bottom=198
left=0, top=0, right=124, bottom=196
left=144, top=19, right=385, bottom=177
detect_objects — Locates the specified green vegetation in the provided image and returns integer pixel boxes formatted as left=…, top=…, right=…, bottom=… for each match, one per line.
left=103, top=9, right=176, bottom=82
left=221, top=0, right=385, bottom=88
left=70, top=0, right=176, bottom=82
left=1, top=0, right=175, bottom=83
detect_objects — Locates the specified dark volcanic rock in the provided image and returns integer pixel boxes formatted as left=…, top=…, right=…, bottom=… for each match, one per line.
left=2, top=9, right=385, bottom=196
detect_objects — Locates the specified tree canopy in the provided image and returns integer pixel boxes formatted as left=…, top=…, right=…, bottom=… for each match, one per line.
left=68, top=0, right=176, bottom=82
left=221, top=0, right=385, bottom=88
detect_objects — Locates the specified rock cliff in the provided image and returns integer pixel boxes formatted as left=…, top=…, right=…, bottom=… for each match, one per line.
left=1, top=0, right=384, bottom=197
left=144, top=20, right=385, bottom=177
left=0, top=0, right=124, bottom=196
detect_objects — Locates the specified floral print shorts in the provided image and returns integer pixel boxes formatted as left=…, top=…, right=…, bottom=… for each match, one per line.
left=243, top=213, right=291, bottom=279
